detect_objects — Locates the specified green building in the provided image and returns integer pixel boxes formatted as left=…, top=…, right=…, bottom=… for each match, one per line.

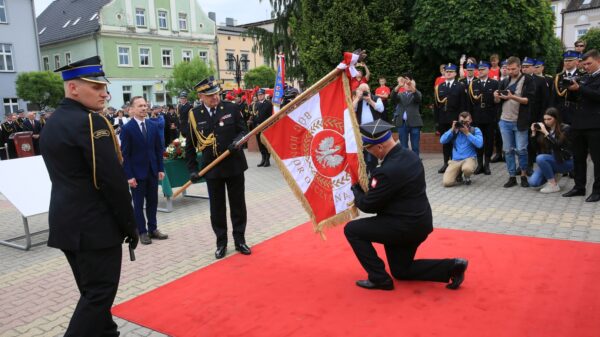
left=37, top=0, right=216, bottom=108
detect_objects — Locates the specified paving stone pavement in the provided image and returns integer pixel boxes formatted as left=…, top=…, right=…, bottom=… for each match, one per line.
left=1, top=151, right=598, bottom=337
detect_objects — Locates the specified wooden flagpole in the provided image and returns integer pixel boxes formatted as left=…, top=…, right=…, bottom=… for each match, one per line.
left=171, top=67, right=344, bottom=199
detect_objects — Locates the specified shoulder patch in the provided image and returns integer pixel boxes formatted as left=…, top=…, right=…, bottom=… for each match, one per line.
left=93, top=129, right=110, bottom=139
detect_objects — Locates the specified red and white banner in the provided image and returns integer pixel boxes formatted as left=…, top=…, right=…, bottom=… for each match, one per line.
left=262, top=74, right=366, bottom=234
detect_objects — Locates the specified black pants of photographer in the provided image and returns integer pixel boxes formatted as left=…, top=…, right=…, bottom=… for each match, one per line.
left=62, top=246, right=121, bottom=337
left=571, top=129, right=600, bottom=194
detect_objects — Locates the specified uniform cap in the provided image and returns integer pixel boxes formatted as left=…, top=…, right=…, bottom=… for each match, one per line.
left=500, top=59, right=508, bottom=67
left=257, top=88, right=266, bottom=95
left=54, top=56, right=109, bottom=84
left=194, top=76, right=221, bottom=95
left=563, top=50, right=580, bottom=60
left=360, top=119, right=394, bottom=146
left=534, top=60, right=545, bottom=67
left=445, top=63, right=457, bottom=71
left=522, top=57, right=536, bottom=66
left=478, top=61, right=491, bottom=69
left=465, top=63, right=477, bottom=70
left=178, top=90, right=189, bottom=98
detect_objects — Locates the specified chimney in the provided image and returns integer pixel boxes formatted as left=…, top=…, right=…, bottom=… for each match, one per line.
left=225, top=17, right=234, bottom=27
left=208, top=12, right=216, bottom=22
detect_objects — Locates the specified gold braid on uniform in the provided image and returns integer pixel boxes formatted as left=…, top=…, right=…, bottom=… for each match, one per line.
left=554, top=72, right=568, bottom=98
left=88, top=112, right=123, bottom=190
left=434, top=84, right=447, bottom=107
left=469, top=80, right=482, bottom=103
left=188, top=109, right=217, bottom=156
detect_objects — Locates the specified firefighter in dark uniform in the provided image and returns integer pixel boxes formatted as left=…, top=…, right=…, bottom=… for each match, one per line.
left=253, top=88, right=273, bottom=167
left=40, top=56, right=138, bottom=337
left=177, top=90, right=193, bottom=138
left=164, top=104, right=180, bottom=145
left=345, top=119, right=468, bottom=291
left=552, top=51, right=582, bottom=125
left=185, top=76, right=251, bottom=259
left=522, top=57, right=550, bottom=173
left=468, top=61, right=499, bottom=175
left=434, top=63, right=467, bottom=173
left=1, top=113, right=22, bottom=159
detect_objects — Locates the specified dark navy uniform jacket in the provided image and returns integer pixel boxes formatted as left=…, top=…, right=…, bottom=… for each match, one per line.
left=40, top=98, right=136, bottom=251
left=185, top=101, right=248, bottom=179
left=352, top=144, right=433, bottom=236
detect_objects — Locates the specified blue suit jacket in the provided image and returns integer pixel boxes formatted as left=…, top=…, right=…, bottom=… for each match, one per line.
left=120, top=118, right=164, bottom=180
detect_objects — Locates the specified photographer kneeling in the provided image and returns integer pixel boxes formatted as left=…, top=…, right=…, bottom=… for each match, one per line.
left=528, top=108, right=573, bottom=193
left=440, top=112, right=483, bottom=186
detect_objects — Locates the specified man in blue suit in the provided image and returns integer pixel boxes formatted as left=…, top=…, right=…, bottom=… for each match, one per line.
left=120, top=96, right=169, bottom=245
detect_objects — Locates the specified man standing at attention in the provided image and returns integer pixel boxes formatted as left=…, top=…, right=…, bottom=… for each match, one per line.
left=40, top=56, right=138, bottom=337
left=120, top=96, right=168, bottom=245
left=186, top=76, right=251, bottom=259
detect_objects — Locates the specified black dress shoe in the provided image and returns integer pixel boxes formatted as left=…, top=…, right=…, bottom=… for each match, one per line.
left=503, top=177, right=517, bottom=188
left=490, top=154, right=503, bottom=163
left=149, top=229, right=168, bottom=240
left=140, top=233, right=152, bottom=245
left=585, top=193, right=600, bottom=202
left=562, top=188, right=586, bottom=197
left=215, top=246, right=227, bottom=259
left=474, top=166, right=483, bottom=175
left=447, top=258, right=468, bottom=290
left=438, top=163, right=448, bottom=174
left=520, top=176, right=529, bottom=188
left=355, top=279, right=394, bottom=291
left=235, top=243, right=252, bottom=255
left=483, top=164, right=491, bottom=175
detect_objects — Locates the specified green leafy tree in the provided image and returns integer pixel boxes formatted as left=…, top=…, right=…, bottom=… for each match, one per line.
left=243, top=65, right=277, bottom=88
left=581, top=28, right=600, bottom=55
left=166, top=57, right=214, bottom=101
left=15, top=71, right=64, bottom=110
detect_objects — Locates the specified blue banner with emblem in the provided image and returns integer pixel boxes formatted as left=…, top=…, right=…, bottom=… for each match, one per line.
left=272, top=54, right=285, bottom=106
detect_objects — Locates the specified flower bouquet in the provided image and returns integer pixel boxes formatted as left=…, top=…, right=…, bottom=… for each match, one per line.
left=163, top=136, right=186, bottom=160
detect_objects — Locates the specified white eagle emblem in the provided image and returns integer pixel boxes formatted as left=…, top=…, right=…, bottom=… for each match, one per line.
left=315, top=137, right=344, bottom=168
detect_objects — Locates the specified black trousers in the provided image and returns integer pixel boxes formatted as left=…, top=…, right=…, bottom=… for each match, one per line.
left=439, top=123, right=453, bottom=163
left=206, top=174, right=247, bottom=247
left=571, top=128, right=600, bottom=193
left=344, top=217, right=454, bottom=284
left=474, top=122, right=495, bottom=161
left=256, top=133, right=269, bottom=155
left=62, top=245, right=122, bottom=337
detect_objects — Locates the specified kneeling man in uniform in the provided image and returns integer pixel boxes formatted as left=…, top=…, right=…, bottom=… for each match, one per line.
left=344, top=119, right=468, bottom=290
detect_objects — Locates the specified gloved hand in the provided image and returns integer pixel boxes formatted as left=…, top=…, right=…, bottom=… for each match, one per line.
left=124, top=230, right=139, bottom=250
left=190, top=172, right=201, bottom=183
left=228, top=142, right=240, bottom=153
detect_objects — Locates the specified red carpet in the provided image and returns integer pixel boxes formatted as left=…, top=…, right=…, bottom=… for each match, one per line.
left=113, top=223, right=600, bottom=337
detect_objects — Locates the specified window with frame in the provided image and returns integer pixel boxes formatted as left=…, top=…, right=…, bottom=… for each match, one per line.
left=122, top=85, right=132, bottom=104
left=577, top=28, right=589, bottom=38
left=158, top=10, right=168, bottom=29
left=135, top=8, right=146, bottom=27
left=226, top=53, right=234, bottom=71
left=54, top=55, right=60, bottom=70
left=0, top=44, right=14, bottom=71
left=241, top=54, right=249, bottom=71
left=178, top=13, right=188, bottom=31
left=3, top=98, right=18, bottom=114
left=182, top=50, right=192, bottom=62
left=65, top=52, right=71, bottom=65
left=139, top=47, right=151, bottom=66
left=0, top=0, right=7, bottom=24
left=162, top=49, right=172, bottom=67
left=118, top=46, right=131, bottom=66
left=199, top=51, right=208, bottom=64
left=42, top=56, right=49, bottom=71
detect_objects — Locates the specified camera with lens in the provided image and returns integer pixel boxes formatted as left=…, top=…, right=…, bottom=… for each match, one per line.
left=498, top=90, right=510, bottom=96
left=533, top=123, right=542, bottom=131
left=455, top=120, right=464, bottom=129
left=562, top=76, right=579, bottom=86
left=362, top=91, right=369, bottom=97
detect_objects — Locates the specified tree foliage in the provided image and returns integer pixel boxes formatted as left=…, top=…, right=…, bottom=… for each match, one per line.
left=166, top=57, right=214, bottom=101
left=581, top=28, right=600, bottom=55
left=243, top=65, right=277, bottom=88
left=15, top=71, right=64, bottom=110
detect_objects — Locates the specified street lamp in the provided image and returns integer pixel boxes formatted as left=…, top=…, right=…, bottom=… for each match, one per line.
left=225, top=54, right=250, bottom=89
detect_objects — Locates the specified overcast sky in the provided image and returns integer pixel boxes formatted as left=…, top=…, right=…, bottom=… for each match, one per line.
left=33, top=0, right=274, bottom=25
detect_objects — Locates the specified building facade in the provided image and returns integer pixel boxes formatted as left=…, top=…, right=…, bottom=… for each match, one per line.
left=37, top=0, right=216, bottom=109
left=562, top=0, right=600, bottom=49
left=0, top=0, right=40, bottom=120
